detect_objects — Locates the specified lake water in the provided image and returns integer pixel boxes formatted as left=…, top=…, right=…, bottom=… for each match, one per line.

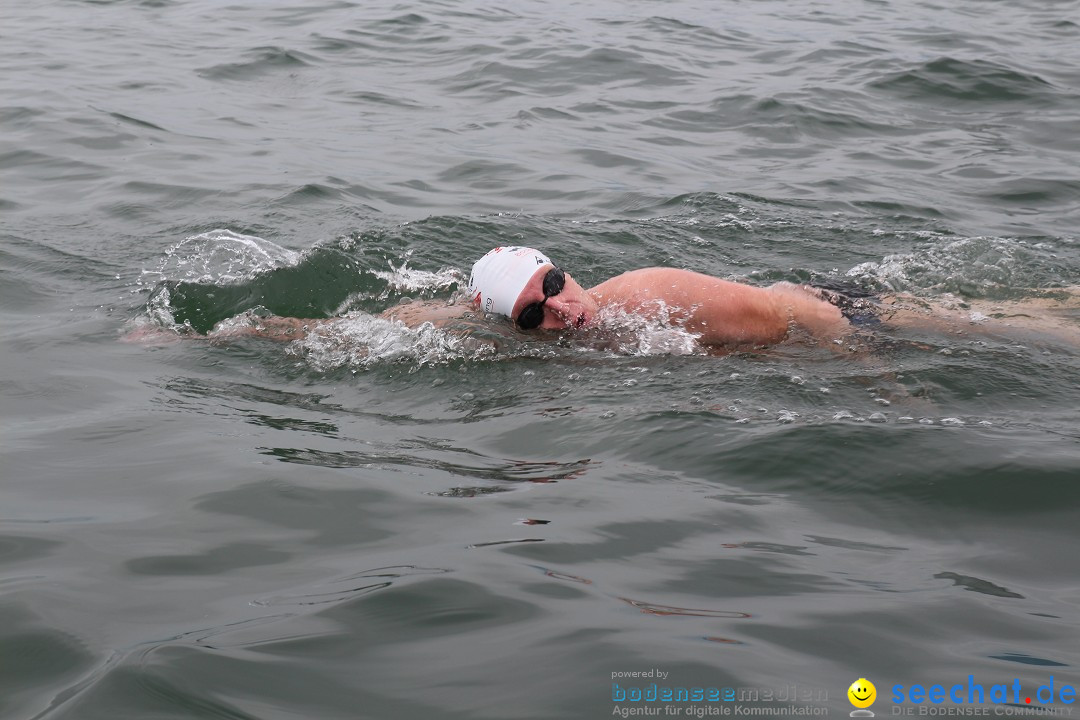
left=3, top=1, right=1079, bottom=718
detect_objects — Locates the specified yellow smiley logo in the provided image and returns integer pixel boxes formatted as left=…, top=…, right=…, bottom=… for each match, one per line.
left=848, top=678, right=876, bottom=708
left=846, top=677, right=872, bottom=708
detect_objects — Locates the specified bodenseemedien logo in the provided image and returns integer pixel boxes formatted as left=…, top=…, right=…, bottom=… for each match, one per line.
left=849, top=678, right=877, bottom=717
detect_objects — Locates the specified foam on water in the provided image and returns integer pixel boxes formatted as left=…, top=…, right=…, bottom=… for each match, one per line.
left=845, top=234, right=1066, bottom=295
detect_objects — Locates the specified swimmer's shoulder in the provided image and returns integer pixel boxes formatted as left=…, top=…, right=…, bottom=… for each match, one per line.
left=589, top=267, right=696, bottom=302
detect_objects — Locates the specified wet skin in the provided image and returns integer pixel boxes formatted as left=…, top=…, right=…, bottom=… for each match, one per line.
left=513, top=264, right=849, bottom=346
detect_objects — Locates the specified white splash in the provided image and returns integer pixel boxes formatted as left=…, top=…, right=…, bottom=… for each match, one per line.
left=151, top=229, right=302, bottom=285
left=593, top=302, right=704, bottom=356
left=287, top=312, right=495, bottom=371
left=145, top=282, right=177, bottom=327
left=844, top=236, right=1034, bottom=294
left=371, top=256, right=462, bottom=296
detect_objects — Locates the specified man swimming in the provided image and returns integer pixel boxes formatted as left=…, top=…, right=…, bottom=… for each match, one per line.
left=151, top=245, right=1078, bottom=350
left=458, top=246, right=851, bottom=346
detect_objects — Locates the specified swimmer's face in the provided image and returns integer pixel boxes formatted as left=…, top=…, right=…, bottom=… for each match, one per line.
left=847, top=679, right=876, bottom=708
left=512, top=264, right=598, bottom=331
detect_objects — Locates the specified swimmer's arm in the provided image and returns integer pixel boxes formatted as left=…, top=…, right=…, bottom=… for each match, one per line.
left=205, top=302, right=471, bottom=341
left=377, top=300, right=472, bottom=328
left=208, top=316, right=331, bottom=341
left=593, top=269, right=840, bottom=345
left=124, top=301, right=477, bottom=346
left=592, top=269, right=778, bottom=344
left=189, top=299, right=470, bottom=344
left=673, top=278, right=851, bottom=344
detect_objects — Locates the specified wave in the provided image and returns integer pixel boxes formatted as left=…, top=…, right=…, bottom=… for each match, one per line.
left=869, top=56, right=1056, bottom=105
left=196, top=46, right=318, bottom=81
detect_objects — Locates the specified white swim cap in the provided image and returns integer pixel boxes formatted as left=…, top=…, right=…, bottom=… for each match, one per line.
left=468, top=246, right=553, bottom=317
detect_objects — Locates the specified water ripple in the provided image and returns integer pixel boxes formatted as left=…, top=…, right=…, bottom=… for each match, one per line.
left=196, top=46, right=319, bottom=81
left=870, top=56, right=1057, bottom=104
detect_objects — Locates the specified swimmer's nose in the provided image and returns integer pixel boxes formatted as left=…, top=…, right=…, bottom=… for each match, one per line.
left=544, top=296, right=576, bottom=326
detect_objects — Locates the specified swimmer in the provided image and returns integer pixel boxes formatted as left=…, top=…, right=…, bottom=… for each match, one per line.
left=158, top=245, right=1080, bottom=350
left=442, top=247, right=1080, bottom=348
left=201, top=246, right=852, bottom=347
left=454, top=246, right=851, bottom=345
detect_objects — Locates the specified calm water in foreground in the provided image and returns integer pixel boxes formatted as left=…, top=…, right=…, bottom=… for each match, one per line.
left=3, top=1, right=1079, bottom=718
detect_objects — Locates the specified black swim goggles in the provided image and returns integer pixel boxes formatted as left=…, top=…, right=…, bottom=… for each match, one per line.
left=516, top=266, right=565, bottom=330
